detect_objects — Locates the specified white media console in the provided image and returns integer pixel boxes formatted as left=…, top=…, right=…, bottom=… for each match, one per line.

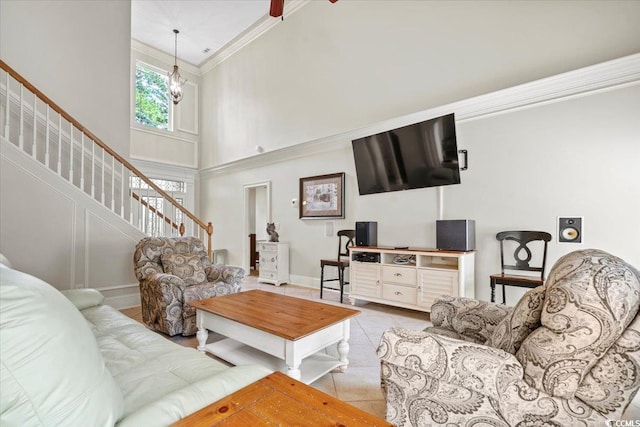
left=348, top=246, right=475, bottom=311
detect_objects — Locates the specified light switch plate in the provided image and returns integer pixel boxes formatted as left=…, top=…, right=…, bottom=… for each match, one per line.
left=325, top=221, right=334, bottom=237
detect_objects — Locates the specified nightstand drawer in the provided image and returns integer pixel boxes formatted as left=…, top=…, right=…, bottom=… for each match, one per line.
left=260, top=271, right=277, bottom=280
left=259, top=243, right=277, bottom=252
left=260, top=257, right=277, bottom=270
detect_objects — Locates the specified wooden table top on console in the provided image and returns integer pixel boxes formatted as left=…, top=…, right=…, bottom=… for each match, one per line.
left=171, top=371, right=392, bottom=427
left=188, top=290, right=360, bottom=341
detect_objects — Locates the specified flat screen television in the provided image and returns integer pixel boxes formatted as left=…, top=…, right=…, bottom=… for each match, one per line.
left=351, top=113, right=461, bottom=196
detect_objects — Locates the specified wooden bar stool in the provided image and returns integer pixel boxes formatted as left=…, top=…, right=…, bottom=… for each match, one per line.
left=320, top=230, right=355, bottom=303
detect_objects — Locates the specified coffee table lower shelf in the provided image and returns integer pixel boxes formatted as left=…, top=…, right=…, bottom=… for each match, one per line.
left=205, top=338, right=343, bottom=385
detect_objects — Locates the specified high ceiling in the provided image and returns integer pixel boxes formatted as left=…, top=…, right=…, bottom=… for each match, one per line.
left=131, top=0, right=271, bottom=67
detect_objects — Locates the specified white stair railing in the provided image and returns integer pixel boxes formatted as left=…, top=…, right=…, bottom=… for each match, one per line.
left=0, top=60, right=214, bottom=257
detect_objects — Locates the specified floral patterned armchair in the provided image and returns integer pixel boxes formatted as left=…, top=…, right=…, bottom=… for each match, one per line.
left=377, top=249, right=640, bottom=426
left=133, top=237, right=245, bottom=336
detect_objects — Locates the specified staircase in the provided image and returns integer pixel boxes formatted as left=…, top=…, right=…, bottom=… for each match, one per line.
left=0, top=60, right=213, bottom=249
left=0, top=60, right=212, bottom=307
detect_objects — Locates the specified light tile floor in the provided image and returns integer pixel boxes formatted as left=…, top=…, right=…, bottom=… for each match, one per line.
left=122, top=273, right=640, bottom=423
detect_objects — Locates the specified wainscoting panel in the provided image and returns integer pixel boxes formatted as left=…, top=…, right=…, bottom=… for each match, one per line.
left=85, top=210, right=141, bottom=296
left=0, top=151, right=75, bottom=288
left=1, top=136, right=144, bottom=308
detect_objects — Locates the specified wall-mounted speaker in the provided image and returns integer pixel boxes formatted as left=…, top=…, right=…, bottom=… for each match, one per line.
left=356, top=221, right=377, bottom=246
left=558, top=217, right=583, bottom=243
left=436, top=220, right=476, bottom=251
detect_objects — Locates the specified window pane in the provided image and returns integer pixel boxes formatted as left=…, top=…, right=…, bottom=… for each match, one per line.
left=175, top=198, right=184, bottom=227
left=135, top=64, right=169, bottom=130
left=129, top=177, right=185, bottom=192
left=142, top=196, right=164, bottom=237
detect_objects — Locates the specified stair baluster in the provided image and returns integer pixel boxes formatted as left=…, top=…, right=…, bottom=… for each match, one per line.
left=0, top=60, right=216, bottom=259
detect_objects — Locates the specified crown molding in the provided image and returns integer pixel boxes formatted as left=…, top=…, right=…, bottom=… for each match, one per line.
left=199, top=0, right=310, bottom=74
left=199, top=53, right=640, bottom=179
left=131, top=39, right=201, bottom=76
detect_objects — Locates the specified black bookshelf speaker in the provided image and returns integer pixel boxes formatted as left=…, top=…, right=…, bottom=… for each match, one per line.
left=558, top=217, right=582, bottom=243
left=436, top=220, right=476, bottom=251
left=356, top=221, right=378, bottom=246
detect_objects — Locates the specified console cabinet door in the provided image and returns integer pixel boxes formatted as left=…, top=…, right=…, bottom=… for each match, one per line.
left=351, top=263, right=381, bottom=298
left=418, top=268, right=459, bottom=310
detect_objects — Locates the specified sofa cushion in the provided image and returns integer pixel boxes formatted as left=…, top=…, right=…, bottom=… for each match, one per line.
left=62, top=288, right=105, bottom=310
left=0, top=267, right=124, bottom=426
left=161, top=253, right=207, bottom=286
left=485, top=285, right=546, bottom=355
left=78, top=303, right=271, bottom=424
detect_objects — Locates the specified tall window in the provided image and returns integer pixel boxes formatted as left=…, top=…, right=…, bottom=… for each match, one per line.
left=135, top=63, right=170, bottom=130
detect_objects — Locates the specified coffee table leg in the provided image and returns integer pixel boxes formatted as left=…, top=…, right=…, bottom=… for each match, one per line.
left=196, top=328, right=208, bottom=353
left=286, top=365, right=301, bottom=381
left=285, top=342, right=302, bottom=381
left=337, top=319, right=351, bottom=372
left=337, top=339, right=350, bottom=372
left=195, top=311, right=208, bottom=353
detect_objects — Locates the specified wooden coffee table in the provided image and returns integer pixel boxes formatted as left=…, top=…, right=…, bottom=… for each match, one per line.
left=189, top=290, right=360, bottom=384
left=171, top=371, right=392, bottom=426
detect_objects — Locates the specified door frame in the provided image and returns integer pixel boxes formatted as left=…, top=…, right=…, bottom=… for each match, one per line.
left=243, top=181, right=271, bottom=273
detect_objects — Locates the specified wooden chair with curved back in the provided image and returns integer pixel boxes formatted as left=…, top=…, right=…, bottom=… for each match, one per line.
left=490, top=230, right=552, bottom=304
left=320, top=229, right=356, bottom=303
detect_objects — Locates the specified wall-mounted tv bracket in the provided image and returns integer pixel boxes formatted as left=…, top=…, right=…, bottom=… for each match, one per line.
left=458, top=149, right=468, bottom=170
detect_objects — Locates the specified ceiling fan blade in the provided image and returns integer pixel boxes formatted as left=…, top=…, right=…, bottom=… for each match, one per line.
left=270, top=0, right=284, bottom=17
left=270, top=0, right=336, bottom=18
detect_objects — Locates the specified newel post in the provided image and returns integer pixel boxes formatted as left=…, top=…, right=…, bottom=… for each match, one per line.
left=207, top=222, right=213, bottom=259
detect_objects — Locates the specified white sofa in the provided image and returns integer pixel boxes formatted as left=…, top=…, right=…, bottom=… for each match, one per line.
left=0, top=256, right=271, bottom=426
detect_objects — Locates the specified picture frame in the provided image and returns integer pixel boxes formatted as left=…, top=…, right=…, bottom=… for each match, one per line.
left=299, top=172, right=345, bottom=219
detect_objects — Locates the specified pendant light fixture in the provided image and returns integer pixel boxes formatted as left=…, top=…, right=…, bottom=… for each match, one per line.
left=168, top=29, right=186, bottom=105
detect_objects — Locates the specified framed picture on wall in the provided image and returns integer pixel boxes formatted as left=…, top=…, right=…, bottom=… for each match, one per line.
left=299, top=172, right=345, bottom=219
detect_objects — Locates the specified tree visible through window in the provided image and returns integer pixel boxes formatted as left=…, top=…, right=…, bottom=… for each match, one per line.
left=135, top=63, right=170, bottom=130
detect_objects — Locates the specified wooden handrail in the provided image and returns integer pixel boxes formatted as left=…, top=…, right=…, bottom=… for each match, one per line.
left=0, top=59, right=214, bottom=257
left=131, top=192, right=181, bottom=231
left=0, top=59, right=208, bottom=231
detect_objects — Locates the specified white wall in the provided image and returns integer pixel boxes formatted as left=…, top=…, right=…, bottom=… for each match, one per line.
left=0, top=0, right=131, bottom=159
left=198, top=1, right=640, bottom=304
left=0, top=1, right=138, bottom=306
left=447, top=85, right=640, bottom=303
left=199, top=0, right=640, bottom=168
left=202, top=81, right=640, bottom=303
left=130, top=40, right=201, bottom=168
left=1, top=139, right=144, bottom=308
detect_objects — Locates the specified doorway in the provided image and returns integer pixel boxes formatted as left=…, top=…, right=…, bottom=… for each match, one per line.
left=243, top=181, right=271, bottom=275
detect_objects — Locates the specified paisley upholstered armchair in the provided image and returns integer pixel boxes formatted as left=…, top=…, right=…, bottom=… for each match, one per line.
left=133, top=237, right=245, bottom=336
left=378, top=249, right=640, bottom=426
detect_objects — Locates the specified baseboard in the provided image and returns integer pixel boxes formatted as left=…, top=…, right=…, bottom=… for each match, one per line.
left=289, top=274, right=320, bottom=289
left=104, top=291, right=141, bottom=310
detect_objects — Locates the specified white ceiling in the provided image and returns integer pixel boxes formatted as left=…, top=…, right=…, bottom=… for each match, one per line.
left=131, top=0, right=271, bottom=67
